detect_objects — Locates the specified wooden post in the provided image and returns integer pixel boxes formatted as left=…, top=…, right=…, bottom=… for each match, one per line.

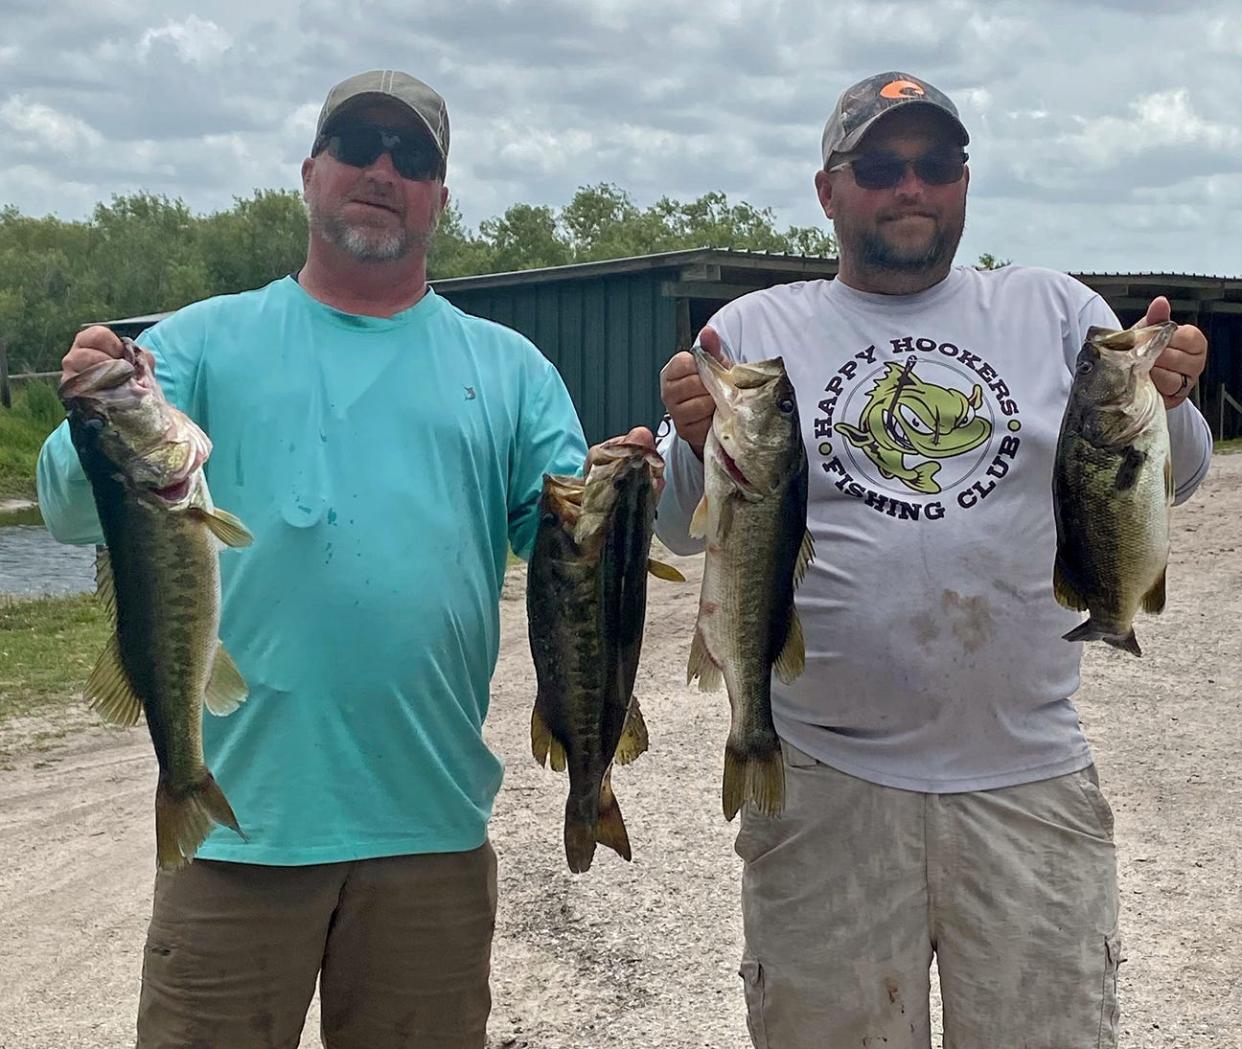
left=675, top=297, right=692, bottom=353
left=0, top=338, right=9, bottom=410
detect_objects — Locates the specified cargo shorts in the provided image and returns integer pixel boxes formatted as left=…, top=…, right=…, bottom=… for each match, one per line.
left=136, top=842, right=497, bottom=1049
left=735, top=743, right=1120, bottom=1049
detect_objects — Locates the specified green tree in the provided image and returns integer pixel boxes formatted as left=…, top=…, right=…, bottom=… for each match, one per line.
left=478, top=203, right=572, bottom=272
left=976, top=253, right=1011, bottom=270
left=199, top=189, right=308, bottom=293
left=428, top=201, right=494, bottom=279
left=0, top=183, right=838, bottom=372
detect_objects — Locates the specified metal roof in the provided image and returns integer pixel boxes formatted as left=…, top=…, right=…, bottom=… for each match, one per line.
left=87, top=249, right=1242, bottom=328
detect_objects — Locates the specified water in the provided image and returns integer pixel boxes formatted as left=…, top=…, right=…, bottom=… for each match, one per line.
left=0, top=525, right=96, bottom=596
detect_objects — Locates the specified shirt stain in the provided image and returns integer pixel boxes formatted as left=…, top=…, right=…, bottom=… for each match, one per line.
left=941, top=589, right=994, bottom=652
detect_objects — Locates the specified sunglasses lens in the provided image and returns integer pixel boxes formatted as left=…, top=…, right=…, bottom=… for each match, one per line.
left=848, top=151, right=966, bottom=189
left=329, top=127, right=384, bottom=168
left=326, top=126, right=440, bottom=181
left=391, top=145, right=439, bottom=181
left=916, top=155, right=966, bottom=185
left=851, top=156, right=906, bottom=189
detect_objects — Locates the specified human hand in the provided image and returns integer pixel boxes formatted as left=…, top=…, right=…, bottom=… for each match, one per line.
left=1143, top=297, right=1207, bottom=409
left=60, top=327, right=154, bottom=388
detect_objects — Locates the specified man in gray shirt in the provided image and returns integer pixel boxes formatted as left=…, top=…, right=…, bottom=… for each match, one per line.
left=657, top=71, right=1210, bottom=1049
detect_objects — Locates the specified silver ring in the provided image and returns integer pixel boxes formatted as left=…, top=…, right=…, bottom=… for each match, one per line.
left=1176, top=373, right=1190, bottom=397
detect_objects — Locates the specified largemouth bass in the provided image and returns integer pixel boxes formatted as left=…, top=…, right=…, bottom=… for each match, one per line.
left=60, top=339, right=254, bottom=869
left=688, top=347, right=813, bottom=820
left=1052, top=322, right=1178, bottom=656
left=527, top=443, right=684, bottom=872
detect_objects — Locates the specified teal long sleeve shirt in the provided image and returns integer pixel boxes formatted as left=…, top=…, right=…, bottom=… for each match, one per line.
left=37, top=277, right=588, bottom=863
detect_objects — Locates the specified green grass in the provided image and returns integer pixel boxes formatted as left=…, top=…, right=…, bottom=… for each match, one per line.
left=1213, top=438, right=1242, bottom=455
left=0, top=380, right=64, bottom=501
left=0, top=592, right=108, bottom=727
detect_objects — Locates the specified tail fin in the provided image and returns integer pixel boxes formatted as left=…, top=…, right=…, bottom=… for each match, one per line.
left=907, top=461, right=942, bottom=495
left=722, top=741, right=785, bottom=821
left=594, top=771, right=631, bottom=862
left=563, top=772, right=632, bottom=873
left=154, top=772, right=244, bottom=870
left=1063, top=619, right=1142, bottom=657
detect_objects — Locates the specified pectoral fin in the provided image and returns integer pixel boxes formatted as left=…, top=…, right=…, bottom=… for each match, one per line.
left=689, top=495, right=709, bottom=539
left=687, top=628, right=723, bottom=692
left=194, top=507, right=254, bottom=548
left=793, top=530, right=814, bottom=588
left=1053, top=556, right=1088, bottom=612
left=1142, top=568, right=1167, bottom=614
left=531, top=705, right=568, bottom=772
left=647, top=558, right=686, bottom=582
left=614, top=697, right=649, bottom=766
left=773, top=606, right=806, bottom=685
left=204, top=643, right=248, bottom=716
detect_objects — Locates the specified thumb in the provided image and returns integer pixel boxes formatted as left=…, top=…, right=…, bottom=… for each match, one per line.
left=1143, top=296, right=1171, bottom=326
left=696, top=325, right=727, bottom=362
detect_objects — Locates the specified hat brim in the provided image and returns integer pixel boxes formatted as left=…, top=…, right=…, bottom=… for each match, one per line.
left=318, top=93, right=447, bottom=160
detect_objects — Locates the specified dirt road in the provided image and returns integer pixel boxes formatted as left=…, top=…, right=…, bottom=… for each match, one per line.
left=2, top=457, right=1239, bottom=1049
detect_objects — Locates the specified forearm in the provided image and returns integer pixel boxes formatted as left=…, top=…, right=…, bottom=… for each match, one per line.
left=1167, top=399, right=1212, bottom=505
left=654, top=428, right=707, bottom=555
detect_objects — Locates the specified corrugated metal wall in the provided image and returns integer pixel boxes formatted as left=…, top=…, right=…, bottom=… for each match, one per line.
left=441, top=273, right=677, bottom=444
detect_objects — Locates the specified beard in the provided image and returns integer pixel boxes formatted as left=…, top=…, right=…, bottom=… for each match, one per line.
left=837, top=209, right=965, bottom=274
left=305, top=195, right=439, bottom=263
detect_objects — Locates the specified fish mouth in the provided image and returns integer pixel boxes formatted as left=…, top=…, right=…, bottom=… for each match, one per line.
left=58, top=358, right=137, bottom=403
left=1093, top=322, right=1178, bottom=370
left=543, top=474, right=585, bottom=524
left=150, top=477, right=193, bottom=504
left=712, top=439, right=754, bottom=494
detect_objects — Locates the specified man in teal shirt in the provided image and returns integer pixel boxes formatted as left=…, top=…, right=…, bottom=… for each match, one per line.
left=39, top=68, right=648, bottom=1049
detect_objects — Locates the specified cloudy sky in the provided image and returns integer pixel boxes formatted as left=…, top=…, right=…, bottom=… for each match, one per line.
left=5, top=0, right=1241, bottom=275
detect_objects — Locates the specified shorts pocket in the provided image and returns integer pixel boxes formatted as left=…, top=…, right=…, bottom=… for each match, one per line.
left=781, top=740, right=819, bottom=769
left=739, top=958, right=770, bottom=1049
left=1098, top=928, right=1122, bottom=1048
left=1076, top=769, right=1116, bottom=839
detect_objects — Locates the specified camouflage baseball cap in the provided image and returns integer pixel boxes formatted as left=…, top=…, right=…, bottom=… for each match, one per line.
left=314, top=69, right=450, bottom=162
left=821, top=72, right=968, bottom=168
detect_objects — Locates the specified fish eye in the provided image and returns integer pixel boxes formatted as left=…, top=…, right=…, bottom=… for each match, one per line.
left=898, top=405, right=932, bottom=435
left=778, top=397, right=795, bottom=414
left=1076, top=360, right=1093, bottom=375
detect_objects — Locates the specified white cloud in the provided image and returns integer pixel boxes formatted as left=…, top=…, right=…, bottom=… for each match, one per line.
left=0, top=0, right=1238, bottom=274
left=1064, top=89, right=1242, bottom=166
left=137, top=15, right=233, bottom=65
left=2, top=96, right=104, bottom=154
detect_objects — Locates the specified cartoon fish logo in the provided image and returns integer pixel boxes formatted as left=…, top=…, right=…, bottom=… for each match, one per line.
left=835, top=357, right=991, bottom=495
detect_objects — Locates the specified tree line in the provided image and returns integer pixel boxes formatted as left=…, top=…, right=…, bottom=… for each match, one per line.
left=2, top=182, right=1010, bottom=374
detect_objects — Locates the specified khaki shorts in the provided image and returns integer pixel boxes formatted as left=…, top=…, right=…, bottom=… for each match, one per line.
left=735, top=744, right=1120, bottom=1049
left=136, top=842, right=497, bottom=1049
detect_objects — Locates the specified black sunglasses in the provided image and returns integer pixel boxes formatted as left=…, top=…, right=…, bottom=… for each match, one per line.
left=831, top=149, right=968, bottom=190
left=316, top=123, right=443, bottom=181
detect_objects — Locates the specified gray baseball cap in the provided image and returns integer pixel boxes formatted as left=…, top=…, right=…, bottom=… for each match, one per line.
left=314, top=69, right=450, bottom=162
left=821, top=72, right=968, bottom=168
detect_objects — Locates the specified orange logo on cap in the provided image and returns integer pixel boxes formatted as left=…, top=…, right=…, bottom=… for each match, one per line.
left=880, top=79, right=926, bottom=100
